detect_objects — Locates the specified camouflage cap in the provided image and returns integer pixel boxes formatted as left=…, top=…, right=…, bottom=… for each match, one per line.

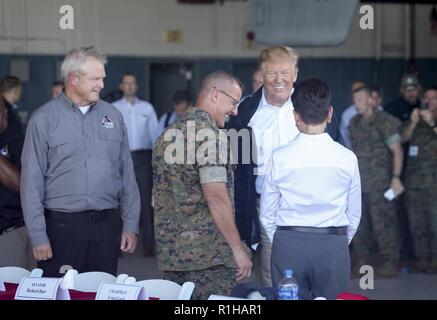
left=401, top=74, right=419, bottom=90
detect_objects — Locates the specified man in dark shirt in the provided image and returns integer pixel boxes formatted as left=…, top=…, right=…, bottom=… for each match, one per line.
left=0, top=97, right=33, bottom=268
left=384, top=73, right=421, bottom=264
left=384, top=74, right=421, bottom=122
left=0, top=75, right=23, bottom=135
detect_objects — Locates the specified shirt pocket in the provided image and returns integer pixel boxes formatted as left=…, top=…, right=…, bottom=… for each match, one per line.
left=98, top=128, right=123, bottom=163
left=47, top=133, right=77, bottom=168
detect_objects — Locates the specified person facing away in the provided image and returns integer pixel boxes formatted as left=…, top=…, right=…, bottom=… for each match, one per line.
left=227, top=45, right=343, bottom=288
left=260, top=78, right=361, bottom=300
left=152, top=70, right=252, bottom=300
left=21, top=47, right=140, bottom=276
left=157, top=89, right=191, bottom=137
left=113, top=72, right=158, bottom=257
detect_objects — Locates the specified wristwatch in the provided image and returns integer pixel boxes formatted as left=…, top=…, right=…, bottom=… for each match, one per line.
left=392, top=174, right=401, bottom=179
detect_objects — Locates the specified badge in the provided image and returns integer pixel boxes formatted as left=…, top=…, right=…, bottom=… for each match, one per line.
left=0, top=144, right=9, bottom=158
left=101, top=115, right=115, bottom=129
left=409, top=145, right=419, bottom=157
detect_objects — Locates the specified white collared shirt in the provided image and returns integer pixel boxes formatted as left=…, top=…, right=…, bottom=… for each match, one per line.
left=248, top=89, right=299, bottom=194
left=260, top=133, right=362, bottom=244
left=113, top=97, right=158, bottom=151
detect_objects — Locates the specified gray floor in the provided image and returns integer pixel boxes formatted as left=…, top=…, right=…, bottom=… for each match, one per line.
left=118, top=247, right=437, bottom=300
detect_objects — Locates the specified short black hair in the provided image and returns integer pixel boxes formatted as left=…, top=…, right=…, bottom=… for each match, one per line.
left=369, top=85, right=381, bottom=96
left=52, top=81, right=64, bottom=87
left=291, top=78, right=331, bottom=125
left=120, top=72, right=136, bottom=84
left=173, top=90, right=192, bottom=104
left=0, top=75, right=21, bottom=94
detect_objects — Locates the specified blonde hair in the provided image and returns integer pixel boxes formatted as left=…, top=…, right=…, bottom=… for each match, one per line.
left=259, top=46, right=299, bottom=69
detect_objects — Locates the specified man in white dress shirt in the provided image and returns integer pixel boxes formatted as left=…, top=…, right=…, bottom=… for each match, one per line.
left=228, top=46, right=343, bottom=288
left=261, top=78, right=362, bottom=300
left=113, top=73, right=158, bottom=256
left=340, top=81, right=365, bottom=150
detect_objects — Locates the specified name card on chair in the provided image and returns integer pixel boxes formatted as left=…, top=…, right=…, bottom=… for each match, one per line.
left=95, top=282, right=146, bottom=300
left=15, top=277, right=70, bottom=300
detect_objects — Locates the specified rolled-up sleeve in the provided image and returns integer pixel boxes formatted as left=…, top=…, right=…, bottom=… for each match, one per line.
left=119, top=123, right=140, bottom=234
left=20, top=113, right=49, bottom=247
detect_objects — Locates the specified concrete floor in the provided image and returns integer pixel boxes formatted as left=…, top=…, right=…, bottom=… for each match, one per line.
left=117, top=247, right=437, bottom=300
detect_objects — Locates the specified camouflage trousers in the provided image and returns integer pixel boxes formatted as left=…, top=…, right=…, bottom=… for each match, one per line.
left=405, top=188, right=437, bottom=263
left=163, top=265, right=236, bottom=300
left=352, top=192, right=399, bottom=265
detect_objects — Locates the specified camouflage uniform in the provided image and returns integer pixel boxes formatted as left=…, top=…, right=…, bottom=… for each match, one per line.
left=349, top=111, right=402, bottom=268
left=403, top=120, right=437, bottom=271
left=152, top=107, right=237, bottom=300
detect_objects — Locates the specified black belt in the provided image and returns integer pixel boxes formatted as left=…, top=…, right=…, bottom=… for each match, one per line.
left=277, top=226, right=347, bottom=235
left=131, top=149, right=152, bottom=154
left=44, top=209, right=116, bottom=224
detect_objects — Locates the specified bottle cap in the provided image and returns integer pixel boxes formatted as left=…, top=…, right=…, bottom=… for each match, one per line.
left=284, top=269, right=293, bottom=277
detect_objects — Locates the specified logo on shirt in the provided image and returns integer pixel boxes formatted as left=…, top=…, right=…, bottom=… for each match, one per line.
left=0, top=144, right=9, bottom=158
left=101, top=115, right=115, bottom=129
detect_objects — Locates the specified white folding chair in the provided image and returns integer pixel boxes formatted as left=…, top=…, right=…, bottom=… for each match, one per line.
left=0, top=267, right=30, bottom=284
left=135, top=279, right=195, bottom=300
left=62, top=269, right=117, bottom=292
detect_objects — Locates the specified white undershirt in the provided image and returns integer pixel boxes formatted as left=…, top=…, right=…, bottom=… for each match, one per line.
left=79, top=105, right=91, bottom=115
left=248, top=89, right=299, bottom=194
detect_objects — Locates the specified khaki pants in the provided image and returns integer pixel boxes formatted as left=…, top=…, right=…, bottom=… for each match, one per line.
left=0, top=226, right=35, bottom=269
left=254, top=197, right=272, bottom=287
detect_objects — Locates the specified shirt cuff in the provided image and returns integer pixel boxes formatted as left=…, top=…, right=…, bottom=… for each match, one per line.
left=122, top=220, right=139, bottom=235
left=30, top=232, right=50, bottom=248
left=199, top=166, right=227, bottom=184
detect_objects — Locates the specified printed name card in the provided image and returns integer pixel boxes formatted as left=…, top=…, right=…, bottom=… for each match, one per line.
left=95, top=282, right=146, bottom=300
left=15, top=277, right=70, bottom=300
left=0, top=279, right=5, bottom=292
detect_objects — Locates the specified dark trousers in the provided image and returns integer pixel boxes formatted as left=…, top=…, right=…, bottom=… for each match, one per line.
left=271, top=229, right=350, bottom=300
left=38, top=209, right=121, bottom=277
left=131, top=150, right=154, bottom=249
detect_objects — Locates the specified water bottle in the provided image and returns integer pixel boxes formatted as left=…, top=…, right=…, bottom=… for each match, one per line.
left=277, top=269, right=299, bottom=300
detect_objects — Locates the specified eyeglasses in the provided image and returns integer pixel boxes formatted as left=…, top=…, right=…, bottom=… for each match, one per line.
left=214, top=87, right=240, bottom=108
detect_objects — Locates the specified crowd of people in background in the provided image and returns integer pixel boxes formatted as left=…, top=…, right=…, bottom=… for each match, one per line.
left=0, top=45, right=436, bottom=300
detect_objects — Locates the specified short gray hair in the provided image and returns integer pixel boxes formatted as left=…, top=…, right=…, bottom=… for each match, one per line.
left=200, top=70, right=244, bottom=94
left=61, top=46, right=107, bottom=80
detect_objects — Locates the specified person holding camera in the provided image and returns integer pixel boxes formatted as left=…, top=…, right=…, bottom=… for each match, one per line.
left=401, top=86, right=437, bottom=273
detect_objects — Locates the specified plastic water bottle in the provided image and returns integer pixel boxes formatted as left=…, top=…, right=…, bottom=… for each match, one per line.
left=277, top=269, right=299, bottom=300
